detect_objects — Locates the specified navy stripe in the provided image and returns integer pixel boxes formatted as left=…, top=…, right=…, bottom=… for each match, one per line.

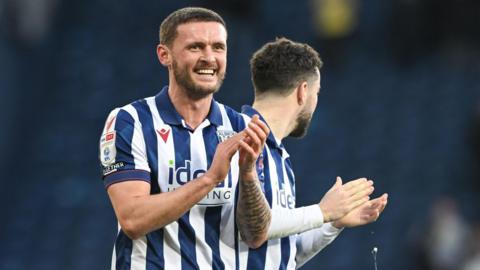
left=271, top=147, right=285, bottom=191
left=245, top=148, right=271, bottom=269
left=113, top=109, right=136, bottom=171
left=132, top=100, right=165, bottom=269
left=263, top=149, right=273, bottom=207
left=172, top=126, right=199, bottom=270
left=205, top=207, right=224, bottom=270
left=115, top=231, right=133, bottom=270
left=224, top=105, right=246, bottom=132
left=202, top=125, right=225, bottom=270
left=279, top=237, right=291, bottom=270
left=146, top=230, right=165, bottom=270
left=246, top=242, right=268, bottom=270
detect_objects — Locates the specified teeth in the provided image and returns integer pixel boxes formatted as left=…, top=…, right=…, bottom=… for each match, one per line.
left=197, top=69, right=215, bottom=75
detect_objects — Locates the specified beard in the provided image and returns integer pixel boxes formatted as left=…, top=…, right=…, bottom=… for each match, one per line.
left=289, top=109, right=313, bottom=138
left=172, top=59, right=225, bottom=100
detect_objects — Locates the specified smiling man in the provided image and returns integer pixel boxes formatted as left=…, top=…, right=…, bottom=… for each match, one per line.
left=99, top=7, right=269, bottom=269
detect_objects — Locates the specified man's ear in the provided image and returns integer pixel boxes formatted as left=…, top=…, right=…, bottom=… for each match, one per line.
left=157, top=44, right=171, bottom=66
left=296, top=81, right=308, bottom=106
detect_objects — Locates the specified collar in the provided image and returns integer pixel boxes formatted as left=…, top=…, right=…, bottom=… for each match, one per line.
left=155, top=86, right=223, bottom=127
left=241, top=105, right=283, bottom=150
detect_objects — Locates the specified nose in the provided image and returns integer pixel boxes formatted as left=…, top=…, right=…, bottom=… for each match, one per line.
left=200, top=47, right=215, bottom=63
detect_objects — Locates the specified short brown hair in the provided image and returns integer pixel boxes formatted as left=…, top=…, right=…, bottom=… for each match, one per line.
left=250, top=37, right=323, bottom=96
left=159, top=7, right=226, bottom=47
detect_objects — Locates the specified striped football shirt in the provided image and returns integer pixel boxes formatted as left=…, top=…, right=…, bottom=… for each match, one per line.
left=99, top=86, right=246, bottom=270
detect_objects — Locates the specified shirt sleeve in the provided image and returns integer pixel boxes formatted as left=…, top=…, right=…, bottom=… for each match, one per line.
left=295, top=223, right=344, bottom=268
left=99, top=107, right=151, bottom=188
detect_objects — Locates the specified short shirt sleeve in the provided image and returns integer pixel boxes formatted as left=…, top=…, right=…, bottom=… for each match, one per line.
left=99, top=107, right=151, bottom=188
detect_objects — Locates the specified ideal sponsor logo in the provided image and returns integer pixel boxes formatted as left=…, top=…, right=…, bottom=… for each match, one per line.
left=276, top=189, right=295, bottom=209
left=167, top=159, right=232, bottom=205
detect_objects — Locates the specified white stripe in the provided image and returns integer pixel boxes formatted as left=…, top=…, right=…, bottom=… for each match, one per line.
left=219, top=205, right=236, bottom=269
left=163, top=222, right=182, bottom=269
left=265, top=146, right=281, bottom=269
left=145, top=97, right=173, bottom=192
left=146, top=96, right=181, bottom=268
left=281, top=153, right=297, bottom=269
left=219, top=112, right=241, bottom=269
left=189, top=127, right=213, bottom=268
left=287, top=236, right=297, bottom=269
left=111, top=224, right=120, bottom=270
left=265, top=239, right=281, bottom=269
left=238, top=240, right=249, bottom=270
left=122, top=104, right=149, bottom=172
left=102, top=108, right=120, bottom=134
left=130, top=236, right=148, bottom=270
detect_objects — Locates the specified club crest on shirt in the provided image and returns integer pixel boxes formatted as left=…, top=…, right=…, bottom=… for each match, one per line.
left=216, top=127, right=236, bottom=143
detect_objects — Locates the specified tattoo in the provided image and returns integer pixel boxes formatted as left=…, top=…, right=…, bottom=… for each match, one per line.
left=236, top=174, right=271, bottom=247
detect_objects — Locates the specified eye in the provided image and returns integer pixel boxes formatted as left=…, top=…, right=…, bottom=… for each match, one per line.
left=213, top=43, right=226, bottom=51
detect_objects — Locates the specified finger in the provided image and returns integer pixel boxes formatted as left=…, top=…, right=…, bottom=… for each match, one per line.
left=379, top=194, right=388, bottom=213
left=248, top=121, right=268, bottom=144
left=239, top=139, right=257, bottom=157
left=348, top=195, right=370, bottom=212
left=251, top=115, right=270, bottom=136
left=343, top=178, right=368, bottom=191
left=331, top=176, right=342, bottom=189
left=244, top=127, right=262, bottom=148
left=349, top=185, right=374, bottom=203
left=222, top=139, right=241, bottom=158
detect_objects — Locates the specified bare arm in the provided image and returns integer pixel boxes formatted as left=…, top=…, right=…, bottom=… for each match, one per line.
left=107, top=132, right=244, bottom=240
left=236, top=115, right=271, bottom=248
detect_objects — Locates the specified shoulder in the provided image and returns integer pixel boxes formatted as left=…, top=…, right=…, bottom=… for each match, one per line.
left=102, top=96, right=155, bottom=132
left=215, top=102, right=247, bottom=131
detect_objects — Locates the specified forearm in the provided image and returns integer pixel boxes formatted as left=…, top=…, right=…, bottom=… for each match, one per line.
left=236, top=172, right=271, bottom=248
left=295, top=223, right=343, bottom=268
left=110, top=175, right=218, bottom=239
left=268, top=205, right=324, bottom=239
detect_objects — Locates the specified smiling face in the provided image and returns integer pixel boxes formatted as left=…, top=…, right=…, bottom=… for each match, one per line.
left=166, top=21, right=227, bottom=99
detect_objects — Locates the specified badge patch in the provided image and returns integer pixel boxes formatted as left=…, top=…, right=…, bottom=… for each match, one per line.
left=100, top=131, right=117, bottom=166
left=216, top=127, right=236, bottom=143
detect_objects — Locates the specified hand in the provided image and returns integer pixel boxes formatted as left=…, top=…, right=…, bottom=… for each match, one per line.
left=204, top=132, right=244, bottom=185
left=333, top=193, right=388, bottom=228
left=319, top=177, right=374, bottom=223
left=238, top=115, right=269, bottom=178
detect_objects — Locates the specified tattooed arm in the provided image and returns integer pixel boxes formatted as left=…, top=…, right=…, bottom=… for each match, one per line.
left=236, top=115, right=271, bottom=248
left=236, top=169, right=271, bottom=248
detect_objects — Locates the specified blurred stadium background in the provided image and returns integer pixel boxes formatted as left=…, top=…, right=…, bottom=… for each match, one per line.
left=1, top=0, right=479, bottom=269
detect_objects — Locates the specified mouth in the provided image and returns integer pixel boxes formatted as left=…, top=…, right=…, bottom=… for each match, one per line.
left=194, top=68, right=217, bottom=77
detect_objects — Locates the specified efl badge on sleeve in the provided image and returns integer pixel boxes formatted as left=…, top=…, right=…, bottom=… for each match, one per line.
left=216, top=126, right=236, bottom=143
left=100, top=131, right=116, bottom=166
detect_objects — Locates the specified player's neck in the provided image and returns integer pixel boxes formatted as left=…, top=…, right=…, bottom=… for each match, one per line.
left=252, top=99, right=298, bottom=141
left=168, top=86, right=212, bottom=130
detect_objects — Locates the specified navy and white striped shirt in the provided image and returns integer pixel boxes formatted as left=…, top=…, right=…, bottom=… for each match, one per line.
left=238, top=106, right=298, bottom=269
left=99, top=87, right=246, bottom=269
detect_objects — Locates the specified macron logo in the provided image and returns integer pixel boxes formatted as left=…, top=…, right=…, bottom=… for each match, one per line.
left=157, top=128, right=170, bottom=143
